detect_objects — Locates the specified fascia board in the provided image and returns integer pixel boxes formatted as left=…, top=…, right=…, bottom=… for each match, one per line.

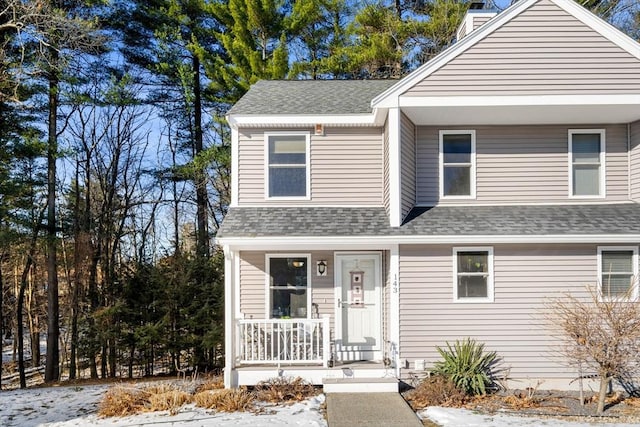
left=226, top=112, right=384, bottom=129
left=399, top=94, right=640, bottom=107
left=218, top=234, right=640, bottom=249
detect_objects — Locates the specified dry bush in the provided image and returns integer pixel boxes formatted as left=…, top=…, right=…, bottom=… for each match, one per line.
left=404, top=375, right=467, bottom=410
left=98, top=385, right=149, bottom=417
left=546, top=283, right=640, bottom=414
left=503, top=392, right=541, bottom=410
left=196, top=375, right=225, bottom=392
left=254, top=376, right=318, bottom=403
left=148, top=389, right=192, bottom=415
left=194, top=388, right=255, bottom=412
left=625, top=397, right=640, bottom=408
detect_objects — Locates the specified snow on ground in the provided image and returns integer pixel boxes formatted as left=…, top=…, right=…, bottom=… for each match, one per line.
left=420, top=406, right=640, bottom=427
left=0, top=383, right=327, bottom=427
left=4, top=384, right=640, bottom=427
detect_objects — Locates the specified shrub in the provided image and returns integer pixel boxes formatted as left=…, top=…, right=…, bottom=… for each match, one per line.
left=432, top=338, right=500, bottom=395
left=193, top=388, right=255, bottom=412
left=403, top=375, right=467, bottom=410
left=147, top=389, right=192, bottom=415
left=254, top=376, right=318, bottom=403
left=195, top=375, right=225, bottom=393
left=98, top=386, right=149, bottom=417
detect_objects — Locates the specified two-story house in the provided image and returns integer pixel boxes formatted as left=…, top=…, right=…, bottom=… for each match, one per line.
left=218, top=0, right=640, bottom=391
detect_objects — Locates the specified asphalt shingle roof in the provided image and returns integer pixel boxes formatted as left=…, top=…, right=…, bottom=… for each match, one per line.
left=217, top=204, right=640, bottom=238
left=227, top=80, right=397, bottom=116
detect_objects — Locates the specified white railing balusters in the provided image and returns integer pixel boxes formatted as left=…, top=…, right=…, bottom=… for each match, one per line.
left=236, top=318, right=328, bottom=365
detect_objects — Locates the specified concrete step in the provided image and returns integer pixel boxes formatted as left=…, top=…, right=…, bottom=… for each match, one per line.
left=322, top=377, right=398, bottom=393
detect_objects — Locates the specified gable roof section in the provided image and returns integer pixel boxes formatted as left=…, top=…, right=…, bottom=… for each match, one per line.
left=228, top=80, right=396, bottom=116
left=372, top=0, right=640, bottom=108
left=217, top=204, right=640, bottom=244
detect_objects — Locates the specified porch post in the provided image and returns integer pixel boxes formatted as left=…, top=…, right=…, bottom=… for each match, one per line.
left=388, top=107, right=401, bottom=227
left=389, top=244, right=401, bottom=377
left=223, top=245, right=236, bottom=388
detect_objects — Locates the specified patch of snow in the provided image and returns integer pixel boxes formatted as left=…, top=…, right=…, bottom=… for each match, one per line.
left=0, top=384, right=327, bottom=427
left=420, top=406, right=636, bottom=427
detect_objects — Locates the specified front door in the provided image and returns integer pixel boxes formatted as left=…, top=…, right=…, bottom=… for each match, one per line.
left=335, top=253, right=382, bottom=361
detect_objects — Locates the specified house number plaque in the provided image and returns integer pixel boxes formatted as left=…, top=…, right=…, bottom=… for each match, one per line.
left=350, top=269, right=364, bottom=307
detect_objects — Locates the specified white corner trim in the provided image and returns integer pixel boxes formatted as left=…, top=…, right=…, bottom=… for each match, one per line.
left=388, top=108, right=401, bottom=227
left=389, top=245, right=400, bottom=376
left=231, top=127, right=239, bottom=207
left=223, top=245, right=235, bottom=388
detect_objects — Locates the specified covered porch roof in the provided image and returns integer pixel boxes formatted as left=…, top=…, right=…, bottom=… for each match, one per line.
left=217, top=203, right=640, bottom=249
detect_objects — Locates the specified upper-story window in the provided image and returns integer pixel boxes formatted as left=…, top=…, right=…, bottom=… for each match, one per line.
left=569, top=129, right=605, bottom=198
left=265, top=132, right=310, bottom=199
left=440, top=130, right=476, bottom=199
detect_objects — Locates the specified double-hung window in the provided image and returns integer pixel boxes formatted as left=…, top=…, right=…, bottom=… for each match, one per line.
left=267, top=255, right=311, bottom=318
left=569, top=130, right=605, bottom=198
left=453, top=247, right=494, bottom=302
left=598, top=247, right=638, bottom=300
left=440, top=130, right=476, bottom=198
left=266, top=133, right=309, bottom=199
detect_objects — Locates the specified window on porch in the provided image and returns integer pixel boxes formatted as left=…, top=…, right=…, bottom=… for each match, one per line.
left=267, top=255, right=311, bottom=318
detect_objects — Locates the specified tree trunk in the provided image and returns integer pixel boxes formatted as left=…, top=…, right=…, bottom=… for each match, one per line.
left=45, top=66, right=60, bottom=383
left=597, top=374, right=610, bottom=415
left=192, top=54, right=209, bottom=259
left=0, top=259, right=3, bottom=390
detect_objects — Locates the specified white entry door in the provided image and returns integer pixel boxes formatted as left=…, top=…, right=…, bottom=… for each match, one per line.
left=335, top=253, right=382, bottom=361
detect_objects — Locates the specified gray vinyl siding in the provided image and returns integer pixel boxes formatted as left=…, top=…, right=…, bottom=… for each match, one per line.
left=473, top=15, right=492, bottom=30
left=400, top=113, right=416, bottom=220
left=631, top=121, right=640, bottom=202
left=416, top=124, right=630, bottom=205
left=399, top=244, right=613, bottom=381
left=239, top=251, right=335, bottom=322
left=404, top=0, right=640, bottom=97
left=383, top=119, right=391, bottom=216
left=237, top=127, right=383, bottom=205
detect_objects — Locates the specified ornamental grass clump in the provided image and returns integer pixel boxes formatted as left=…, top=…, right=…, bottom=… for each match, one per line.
left=432, top=338, right=500, bottom=395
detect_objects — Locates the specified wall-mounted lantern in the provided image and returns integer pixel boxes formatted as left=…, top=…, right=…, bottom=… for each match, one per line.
left=317, top=260, right=327, bottom=276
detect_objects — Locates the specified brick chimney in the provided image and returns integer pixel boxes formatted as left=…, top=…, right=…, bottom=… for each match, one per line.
left=456, top=2, right=498, bottom=40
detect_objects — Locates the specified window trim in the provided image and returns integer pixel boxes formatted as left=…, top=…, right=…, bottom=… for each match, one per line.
left=452, top=247, right=494, bottom=303
left=265, top=253, right=312, bottom=319
left=597, top=246, right=639, bottom=301
left=568, top=129, right=606, bottom=199
left=439, top=130, right=477, bottom=199
left=264, top=131, right=311, bottom=200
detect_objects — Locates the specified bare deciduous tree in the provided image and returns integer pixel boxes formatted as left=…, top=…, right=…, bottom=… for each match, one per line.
left=547, top=282, right=640, bottom=414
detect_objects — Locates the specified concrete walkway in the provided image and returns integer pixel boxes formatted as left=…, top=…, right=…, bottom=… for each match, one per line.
left=326, top=393, right=423, bottom=427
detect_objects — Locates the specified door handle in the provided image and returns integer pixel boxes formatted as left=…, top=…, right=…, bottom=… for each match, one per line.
left=338, top=298, right=342, bottom=308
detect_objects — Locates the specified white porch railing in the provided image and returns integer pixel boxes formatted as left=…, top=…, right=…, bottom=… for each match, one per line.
left=237, top=317, right=330, bottom=366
